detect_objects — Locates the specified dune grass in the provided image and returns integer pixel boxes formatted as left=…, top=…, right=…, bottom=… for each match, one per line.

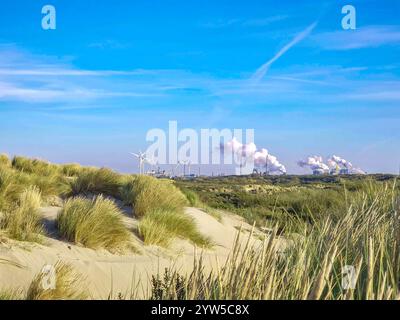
left=179, top=187, right=222, bottom=221
left=0, top=167, right=19, bottom=212
left=121, top=175, right=187, bottom=217
left=1, top=158, right=69, bottom=207
left=138, top=209, right=211, bottom=248
left=176, top=177, right=390, bottom=232
left=0, top=154, right=11, bottom=168
left=57, top=195, right=131, bottom=251
left=69, top=167, right=122, bottom=198
left=148, top=182, right=400, bottom=300
left=1, top=186, right=44, bottom=242
left=0, top=289, right=23, bottom=300
left=26, top=261, right=88, bottom=300
left=61, top=163, right=82, bottom=177
left=12, top=156, right=60, bottom=176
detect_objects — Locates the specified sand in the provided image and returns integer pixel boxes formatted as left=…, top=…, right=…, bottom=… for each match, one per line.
left=0, top=206, right=285, bottom=299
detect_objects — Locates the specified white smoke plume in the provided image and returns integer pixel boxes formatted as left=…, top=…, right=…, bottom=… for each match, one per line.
left=220, top=139, right=286, bottom=175
left=221, top=137, right=256, bottom=158
left=327, top=155, right=365, bottom=174
left=297, top=156, right=330, bottom=173
left=298, top=155, right=366, bottom=175
left=254, top=148, right=287, bottom=174
left=327, top=155, right=352, bottom=169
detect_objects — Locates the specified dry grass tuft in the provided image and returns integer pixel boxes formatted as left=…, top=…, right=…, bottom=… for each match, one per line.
left=57, top=195, right=131, bottom=251
left=69, top=168, right=122, bottom=198
left=138, top=209, right=211, bottom=248
left=121, top=175, right=188, bottom=217
left=26, top=261, right=88, bottom=300
left=0, top=154, right=11, bottom=168
left=1, top=186, right=44, bottom=242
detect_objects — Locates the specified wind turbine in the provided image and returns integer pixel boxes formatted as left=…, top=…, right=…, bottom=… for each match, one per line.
left=172, top=161, right=181, bottom=177
left=182, top=160, right=191, bottom=177
left=130, top=151, right=147, bottom=175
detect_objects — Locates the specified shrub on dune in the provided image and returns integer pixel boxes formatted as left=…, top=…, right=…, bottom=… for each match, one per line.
left=26, top=261, right=88, bottom=300
left=69, top=168, right=122, bottom=198
left=121, top=176, right=188, bottom=217
left=57, top=195, right=130, bottom=250
left=2, top=186, right=44, bottom=242
left=138, top=209, right=211, bottom=248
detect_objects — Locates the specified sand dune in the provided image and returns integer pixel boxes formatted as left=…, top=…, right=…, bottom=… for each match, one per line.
left=0, top=206, right=283, bottom=299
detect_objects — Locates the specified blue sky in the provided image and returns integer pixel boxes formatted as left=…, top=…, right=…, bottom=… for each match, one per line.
left=0, top=0, right=399, bottom=174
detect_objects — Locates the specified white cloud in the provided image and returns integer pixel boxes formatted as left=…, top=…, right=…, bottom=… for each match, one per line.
left=200, top=15, right=288, bottom=29
left=0, top=44, right=399, bottom=107
left=251, top=22, right=318, bottom=82
left=312, top=25, right=400, bottom=50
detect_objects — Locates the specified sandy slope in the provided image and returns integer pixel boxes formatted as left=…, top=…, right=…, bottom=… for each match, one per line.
left=0, top=207, right=284, bottom=299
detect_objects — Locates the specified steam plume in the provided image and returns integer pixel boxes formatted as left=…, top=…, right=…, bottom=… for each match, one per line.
left=297, top=156, right=330, bottom=173
left=254, top=148, right=287, bottom=174
left=298, top=155, right=365, bottom=175
left=221, top=139, right=286, bottom=174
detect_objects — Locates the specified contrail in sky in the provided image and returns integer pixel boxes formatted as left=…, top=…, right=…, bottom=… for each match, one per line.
left=251, top=21, right=318, bottom=82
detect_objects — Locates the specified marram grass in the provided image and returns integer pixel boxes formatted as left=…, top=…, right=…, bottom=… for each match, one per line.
left=138, top=209, right=211, bottom=248
left=147, top=183, right=400, bottom=300
left=121, top=175, right=188, bottom=217
left=69, top=167, right=123, bottom=198
left=26, top=261, right=88, bottom=300
left=57, top=195, right=131, bottom=251
left=1, top=186, right=44, bottom=242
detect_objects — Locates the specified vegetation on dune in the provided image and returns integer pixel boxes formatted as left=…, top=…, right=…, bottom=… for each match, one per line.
left=138, top=209, right=211, bottom=248
left=177, top=175, right=399, bottom=232
left=0, top=289, right=23, bottom=300
left=12, top=156, right=61, bottom=176
left=0, top=166, right=67, bottom=211
left=57, top=195, right=131, bottom=251
left=2, top=155, right=400, bottom=300
left=1, top=186, right=44, bottom=242
left=26, top=262, right=88, bottom=300
left=179, top=187, right=222, bottom=221
left=120, top=176, right=210, bottom=248
left=0, top=167, right=21, bottom=212
left=69, top=167, right=123, bottom=198
left=61, top=163, right=82, bottom=177
left=0, top=154, right=11, bottom=168
left=121, top=175, right=188, bottom=217
left=0, top=156, right=207, bottom=251
left=149, top=182, right=400, bottom=300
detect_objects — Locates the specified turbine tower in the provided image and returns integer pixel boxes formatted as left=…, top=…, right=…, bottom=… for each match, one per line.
left=172, top=161, right=181, bottom=177
left=182, top=160, right=191, bottom=176
left=130, top=151, right=147, bottom=175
